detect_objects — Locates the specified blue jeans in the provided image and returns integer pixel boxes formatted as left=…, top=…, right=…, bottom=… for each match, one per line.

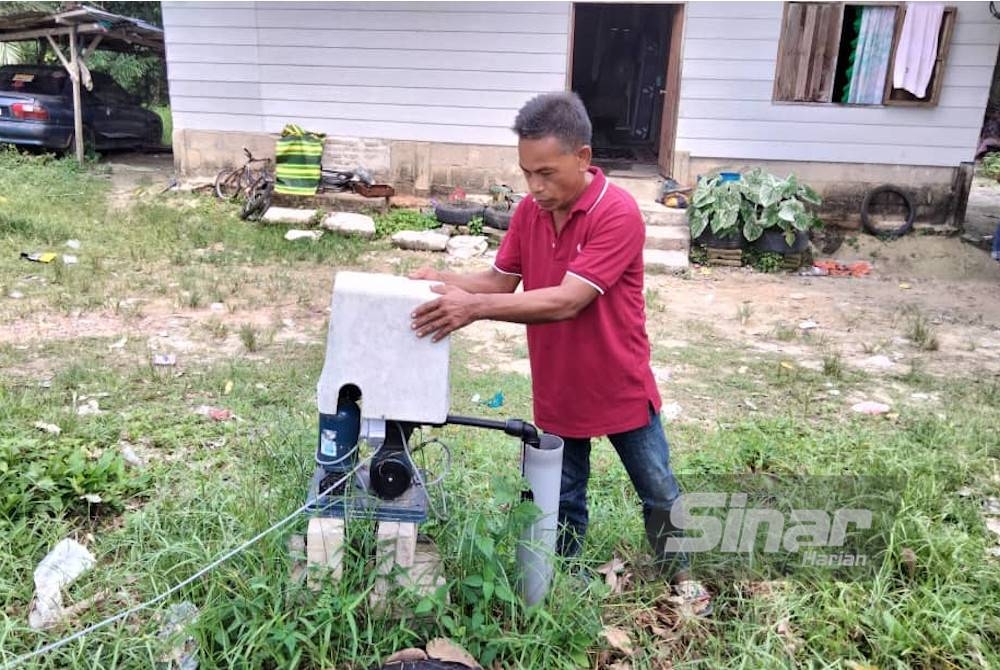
left=555, top=408, right=689, bottom=577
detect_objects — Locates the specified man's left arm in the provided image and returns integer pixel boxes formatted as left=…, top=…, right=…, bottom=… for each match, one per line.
left=411, top=208, right=643, bottom=341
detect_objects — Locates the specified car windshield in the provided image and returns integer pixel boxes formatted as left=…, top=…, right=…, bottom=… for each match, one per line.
left=0, top=68, right=67, bottom=96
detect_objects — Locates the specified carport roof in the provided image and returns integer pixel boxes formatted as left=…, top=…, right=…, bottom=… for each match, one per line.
left=0, top=3, right=163, bottom=52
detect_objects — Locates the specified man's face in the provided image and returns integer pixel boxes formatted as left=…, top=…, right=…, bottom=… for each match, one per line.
left=518, top=136, right=592, bottom=213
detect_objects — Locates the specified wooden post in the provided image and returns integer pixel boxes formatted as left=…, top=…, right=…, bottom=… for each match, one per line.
left=68, top=27, right=84, bottom=163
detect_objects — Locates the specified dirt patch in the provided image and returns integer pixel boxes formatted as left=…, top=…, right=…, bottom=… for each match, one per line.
left=101, top=151, right=175, bottom=210
left=825, top=233, right=1000, bottom=282
left=3, top=237, right=999, bottom=390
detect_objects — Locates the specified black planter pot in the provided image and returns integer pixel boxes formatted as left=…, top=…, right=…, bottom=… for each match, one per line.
left=696, top=228, right=744, bottom=250
left=753, top=229, right=809, bottom=254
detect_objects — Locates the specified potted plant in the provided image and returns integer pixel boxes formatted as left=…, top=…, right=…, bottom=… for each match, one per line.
left=739, top=168, right=822, bottom=254
left=688, top=174, right=749, bottom=250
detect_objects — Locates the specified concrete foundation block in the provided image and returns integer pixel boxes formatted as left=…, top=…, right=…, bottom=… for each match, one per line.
left=306, top=517, right=345, bottom=590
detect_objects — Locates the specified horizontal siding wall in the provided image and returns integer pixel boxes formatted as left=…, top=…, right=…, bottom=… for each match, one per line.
left=677, top=1, right=1000, bottom=167
left=162, top=1, right=570, bottom=145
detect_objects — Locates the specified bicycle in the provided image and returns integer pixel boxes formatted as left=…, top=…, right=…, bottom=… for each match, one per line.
left=214, top=148, right=272, bottom=201
left=239, top=169, right=275, bottom=222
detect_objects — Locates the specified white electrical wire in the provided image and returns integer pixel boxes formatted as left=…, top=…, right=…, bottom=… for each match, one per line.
left=0, top=456, right=371, bottom=670
left=397, top=425, right=450, bottom=521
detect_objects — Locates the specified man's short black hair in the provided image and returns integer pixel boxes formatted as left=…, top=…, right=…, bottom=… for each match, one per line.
left=513, top=91, right=592, bottom=152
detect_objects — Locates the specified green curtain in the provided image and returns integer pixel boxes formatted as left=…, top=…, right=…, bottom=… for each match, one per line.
left=274, top=124, right=325, bottom=196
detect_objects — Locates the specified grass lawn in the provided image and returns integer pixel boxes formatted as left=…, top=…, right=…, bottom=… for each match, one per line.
left=1, top=150, right=999, bottom=669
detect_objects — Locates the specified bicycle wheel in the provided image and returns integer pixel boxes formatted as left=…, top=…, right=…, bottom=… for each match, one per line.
left=215, top=168, right=243, bottom=200
left=240, top=183, right=272, bottom=221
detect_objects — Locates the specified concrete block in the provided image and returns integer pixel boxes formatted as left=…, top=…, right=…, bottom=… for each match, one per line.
left=391, top=230, right=451, bottom=252
left=644, top=249, right=690, bottom=274
left=262, top=207, right=319, bottom=225
left=306, top=517, right=344, bottom=590
left=322, top=212, right=376, bottom=238
left=645, top=225, right=690, bottom=252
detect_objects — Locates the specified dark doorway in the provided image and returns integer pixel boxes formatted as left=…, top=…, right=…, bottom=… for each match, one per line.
left=571, top=3, right=675, bottom=171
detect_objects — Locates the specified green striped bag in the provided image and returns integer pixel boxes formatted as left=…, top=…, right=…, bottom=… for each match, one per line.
left=274, top=124, right=325, bottom=196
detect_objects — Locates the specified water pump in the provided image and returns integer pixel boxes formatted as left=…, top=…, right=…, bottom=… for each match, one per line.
left=306, top=271, right=564, bottom=605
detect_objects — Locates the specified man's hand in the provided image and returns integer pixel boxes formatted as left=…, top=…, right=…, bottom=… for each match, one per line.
left=408, top=266, right=442, bottom=281
left=411, top=284, right=480, bottom=342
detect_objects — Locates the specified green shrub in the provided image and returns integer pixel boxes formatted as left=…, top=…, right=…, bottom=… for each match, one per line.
left=0, top=436, right=146, bottom=519
left=373, top=209, right=439, bottom=238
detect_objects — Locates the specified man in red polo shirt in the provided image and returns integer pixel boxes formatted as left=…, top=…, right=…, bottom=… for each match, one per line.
left=409, top=92, right=710, bottom=615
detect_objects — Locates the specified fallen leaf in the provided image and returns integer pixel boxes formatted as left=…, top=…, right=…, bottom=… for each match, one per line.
left=384, top=648, right=428, bottom=664
left=426, top=638, right=480, bottom=668
left=900, top=547, right=917, bottom=578
left=194, top=405, right=234, bottom=422
left=780, top=361, right=794, bottom=370
left=224, top=380, right=234, bottom=395
left=602, top=626, right=634, bottom=656
left=845, top=662, right=879, bottom=670
left=596, top=556, right=626, bottom=576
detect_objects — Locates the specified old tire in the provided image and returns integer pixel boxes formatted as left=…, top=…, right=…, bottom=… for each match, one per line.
left=484, top=205, right=516, bottom=230
left=861, top=185, right=914, bottom=239
left=753, top=229, right=809, bottom=254
left=434, top=200, right=485, bottom=225
left=697, top=228, right=744, bottom=250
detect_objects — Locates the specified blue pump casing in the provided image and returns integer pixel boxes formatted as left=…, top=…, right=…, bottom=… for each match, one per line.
left=316, top=397, right=360, bottom=473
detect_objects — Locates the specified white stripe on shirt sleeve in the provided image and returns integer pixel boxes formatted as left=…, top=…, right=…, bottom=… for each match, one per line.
left=566, top=271, right=604, bottom=295
left=492, top=264, right=522, bottom=277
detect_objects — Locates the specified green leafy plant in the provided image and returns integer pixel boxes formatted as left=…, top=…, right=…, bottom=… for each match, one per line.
left=742, top=247, right=784, bottom=273
left=740, top=168, right=823, bottom=246
left=982, top=152, right=1000, bottom=181
left=467, top=215, right=484, bottom=236
left=0, top=436, right=145, bottom=519
left=687, top=245, right=708, bottom=268
left=373, top=209, right=439, bottom=238
left=688, top=175, right=747, bottom=241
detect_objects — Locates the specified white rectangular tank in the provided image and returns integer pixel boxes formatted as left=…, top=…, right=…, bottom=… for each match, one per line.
left=317, top=271, right=450, bottom=424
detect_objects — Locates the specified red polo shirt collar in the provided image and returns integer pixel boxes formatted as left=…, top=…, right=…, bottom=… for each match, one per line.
left=569, top=167, right=607, bottom=215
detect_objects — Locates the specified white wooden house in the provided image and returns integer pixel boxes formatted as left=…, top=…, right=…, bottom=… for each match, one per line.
left=162, top=1, right=1000, bottom=225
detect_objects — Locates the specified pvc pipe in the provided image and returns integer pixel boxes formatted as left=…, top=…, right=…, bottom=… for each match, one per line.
left=516, top=433, right=563, bottom=607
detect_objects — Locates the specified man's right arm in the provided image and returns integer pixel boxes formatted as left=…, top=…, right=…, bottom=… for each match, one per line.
left=409, top=267, right=520, bottom=294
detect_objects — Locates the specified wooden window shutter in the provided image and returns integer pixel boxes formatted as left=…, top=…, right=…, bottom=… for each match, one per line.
left=774, top=2, right=845, bottom=103
left=883, top=6, right=957, bottom=106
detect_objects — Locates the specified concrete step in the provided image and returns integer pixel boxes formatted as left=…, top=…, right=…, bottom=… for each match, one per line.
left=641, top=201, right=688, bottom=227
left=644, top=249, right=689, bottom=273
left=645, top=225, right=689, bottom=252
left=610, top=174, right=663, bottom=203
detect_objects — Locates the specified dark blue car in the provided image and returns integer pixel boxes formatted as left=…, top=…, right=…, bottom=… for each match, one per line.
left=0, top=64, right=162, bottom=152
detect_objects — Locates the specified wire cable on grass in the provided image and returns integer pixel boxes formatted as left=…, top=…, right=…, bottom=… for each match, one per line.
left=0, top=456, right=371, bottom=670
